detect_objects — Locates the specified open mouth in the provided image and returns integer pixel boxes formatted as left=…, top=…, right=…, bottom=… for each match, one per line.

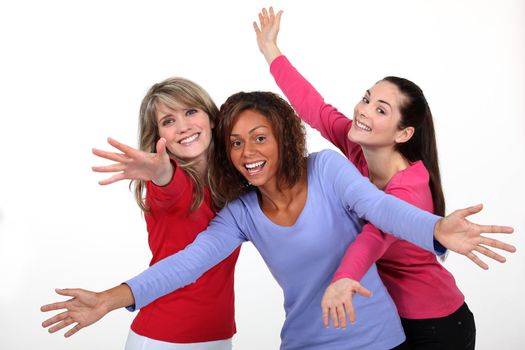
left=244, top=160, right=266, bottom=175
left=179, top=133, right=200, bottom=145
left=354, top=118, right=372, bottom=132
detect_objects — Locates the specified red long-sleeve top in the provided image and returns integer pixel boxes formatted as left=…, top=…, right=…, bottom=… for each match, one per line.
left=131, top=161, right=240, bottom=341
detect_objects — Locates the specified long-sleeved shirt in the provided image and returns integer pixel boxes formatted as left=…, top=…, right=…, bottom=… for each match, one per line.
left=126, top=150, right=443, bottom=350
left=270, top=54, right=463, bottom=319
left=130, top=160, right=240, bottom=342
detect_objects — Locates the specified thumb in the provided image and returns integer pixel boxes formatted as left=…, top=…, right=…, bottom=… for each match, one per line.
left=452, top=203, right=483, bottom=219
left=355, top=285, right=372, bottom=298
left=55, top=288, right=80, bottom=298
left=156, top=138, right=168, bottom=158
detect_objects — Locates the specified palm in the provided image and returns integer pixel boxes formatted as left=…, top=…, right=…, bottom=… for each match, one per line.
left=256, top=11, right=279, bottom=48
left=434, top=204, right=515, bottom=269
left=41, top=288, right=108, bottom=337
left=438, top=212, right=478, bottom=254
left=67, top=292, right=105, bottom=327
left=92, top=137, right=171, bottom=185
left=321, top=278, right=371, bottom=329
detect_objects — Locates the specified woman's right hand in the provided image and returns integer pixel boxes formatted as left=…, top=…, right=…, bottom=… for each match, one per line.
left=321, top=278, right=372, bottom=329
left=253, top=7, right=283, bottom=65
left=41, top=285, right=134, bottom=337
left=92, top=137, right=173, bottom=186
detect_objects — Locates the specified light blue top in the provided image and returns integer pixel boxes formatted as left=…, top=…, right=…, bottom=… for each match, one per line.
left=126, top=150, right=442, bottom=350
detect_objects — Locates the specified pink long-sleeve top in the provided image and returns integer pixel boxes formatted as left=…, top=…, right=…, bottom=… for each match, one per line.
left=270, top=55, right=464, bottom=319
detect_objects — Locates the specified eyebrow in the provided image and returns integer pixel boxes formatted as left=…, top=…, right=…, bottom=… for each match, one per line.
left=366, top=90, right=392, bottom=108
left=230, top=125, right=269, bottom=137
left=157, top=107, right=195, bottom=122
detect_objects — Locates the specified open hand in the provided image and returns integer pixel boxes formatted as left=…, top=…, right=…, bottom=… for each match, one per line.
left=321, top=278, right=372, bottom=329
left=92, top=137, right=173, bottom=186
left=253, top=7, right=283, bottom=64
left=435, top=204, right=516, bottom=269
left=41, top=288, right=108, bottom=337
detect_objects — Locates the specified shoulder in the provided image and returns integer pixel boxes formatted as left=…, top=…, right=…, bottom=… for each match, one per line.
left=309, top=149, right=360, bottom=176
left=216, top=190, right=257, bottom=222
left=386, top=160, right=432, bottom=207
left=389, top=160, right=429, bottom=187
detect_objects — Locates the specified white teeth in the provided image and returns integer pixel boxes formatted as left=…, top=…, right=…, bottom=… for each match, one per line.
left=245, top=161, right=265, bottom=169
left=355, top=119, right=372, bottom=131
left=180, top=134, right=199, bottom=144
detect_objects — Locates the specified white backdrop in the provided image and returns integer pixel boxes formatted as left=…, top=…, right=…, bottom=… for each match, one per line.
left=0, top=1, right=524, bottom=349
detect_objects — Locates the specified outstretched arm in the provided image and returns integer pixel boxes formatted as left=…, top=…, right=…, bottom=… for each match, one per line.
left=320, top=150, right=516, bottom=268
left=41, top=203, right=246, bottom=337
left=41, top=284, right=133, bottom=337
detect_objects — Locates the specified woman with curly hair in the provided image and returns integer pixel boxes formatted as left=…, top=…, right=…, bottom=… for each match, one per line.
left=41, top=90, right=514, bottom=350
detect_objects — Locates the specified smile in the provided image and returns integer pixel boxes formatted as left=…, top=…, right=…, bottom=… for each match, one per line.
left=179, top=133, right=200, bottom=145
left=355, top=118, right=372, bottom=132
left=244, top=160, right=266, bottom=175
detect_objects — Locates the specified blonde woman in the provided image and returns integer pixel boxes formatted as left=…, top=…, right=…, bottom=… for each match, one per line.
left=48, top=78, right=240, bottom=350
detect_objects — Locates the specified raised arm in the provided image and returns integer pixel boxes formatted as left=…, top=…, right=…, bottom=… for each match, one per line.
left=41, top=204, right=247, bottom=337
left=254, top=7, right=361, bottom=162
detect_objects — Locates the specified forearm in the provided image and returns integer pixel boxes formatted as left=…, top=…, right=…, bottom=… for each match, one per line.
left=333, top=224, right=395, bottom=282
left=126, top=214, right=245, bottom=310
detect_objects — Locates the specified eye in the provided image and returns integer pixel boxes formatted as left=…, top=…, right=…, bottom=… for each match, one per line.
left=230, top=139, right=242, bottom=148
left=161, top=118, right=175, bottom=126
left=186, top=108, right=198, bottom=116
left=361, top=96, right=369, bottom=104
left=376, top=108, right=385, bottom=115
left=255, top=135, right=266, bottom=143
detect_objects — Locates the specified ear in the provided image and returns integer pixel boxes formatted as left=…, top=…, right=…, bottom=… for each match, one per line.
left=395, top=126, right=415, bottom=144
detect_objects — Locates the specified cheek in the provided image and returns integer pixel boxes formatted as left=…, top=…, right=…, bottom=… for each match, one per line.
left=157, top=126, right=171, bottom=140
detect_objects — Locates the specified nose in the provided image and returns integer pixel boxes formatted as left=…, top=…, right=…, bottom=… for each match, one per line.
left=176, top=117, right=191, bottom=134
left=241, top=141, right=256, bottom=158
left=355, top=102, right=370, bottom=119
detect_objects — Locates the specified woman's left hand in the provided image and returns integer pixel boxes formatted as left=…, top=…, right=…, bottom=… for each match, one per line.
left=321, top=278, right=372, bottom=329
left=434, top=204, right=516, bottom=269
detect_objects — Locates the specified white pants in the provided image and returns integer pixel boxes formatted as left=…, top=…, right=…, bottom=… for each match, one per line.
left=125, top=329, right=233, bottom=350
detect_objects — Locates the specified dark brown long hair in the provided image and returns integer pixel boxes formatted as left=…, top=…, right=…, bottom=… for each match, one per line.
left=208, top=91, right=307, bottom=208
left=383, top=76, right=445, bottom=216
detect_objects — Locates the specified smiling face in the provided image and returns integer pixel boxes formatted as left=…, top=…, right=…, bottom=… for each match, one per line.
left=348, top=80, right=411, bottom=149
left=229, top=109, right=279, bottom=189
left=155, top=102, right=213, bottom=163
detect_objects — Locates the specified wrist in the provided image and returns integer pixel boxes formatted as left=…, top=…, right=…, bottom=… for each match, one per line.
left=98, top=284, right=135, bottom=312
left=262, top=44, right=282, bottom=65
left=152, top=161, right=175, bottom=186
left=433, top=218, right=443, bottom=242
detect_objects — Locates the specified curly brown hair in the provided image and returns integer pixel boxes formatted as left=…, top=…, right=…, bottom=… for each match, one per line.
left=208, top=91, right=308, bottom=208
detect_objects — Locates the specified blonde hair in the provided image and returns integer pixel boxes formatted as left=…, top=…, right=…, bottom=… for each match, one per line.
left=132, top=77, right=219, bottom=212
